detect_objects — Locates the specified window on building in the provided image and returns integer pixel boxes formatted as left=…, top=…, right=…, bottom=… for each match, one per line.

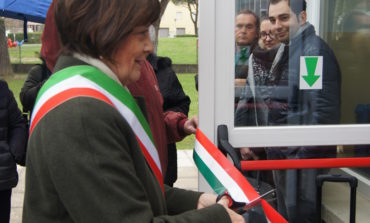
left=176, top=12, right=183, bottom=21
left=159, top=28, right=169, bottom=38
left=176, top=28, right=186, bottom=36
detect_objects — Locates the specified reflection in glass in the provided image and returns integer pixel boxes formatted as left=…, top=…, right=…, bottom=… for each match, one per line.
left=329, top=2, right=370, bottom=178
left=235, top=0, right=370, bottom=126
left=232, top=1, right=370, bottom=222
left=328, top=1, right=370, bottom=125
left=234, top=0, right=370, bottom=127
left=234, top=1, right=269, bottom=108
left=234, top=9, right=259, bottom=107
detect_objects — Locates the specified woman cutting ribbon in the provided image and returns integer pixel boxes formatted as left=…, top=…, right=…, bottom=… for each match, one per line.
left=22, top=0, right=244, bottom=222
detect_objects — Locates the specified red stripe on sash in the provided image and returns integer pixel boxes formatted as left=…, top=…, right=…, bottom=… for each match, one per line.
left=30, top=88, right=113, bottom=135
left=136, top=136, right=164, bottom=193
left=31, top=87, right=164, bottom=193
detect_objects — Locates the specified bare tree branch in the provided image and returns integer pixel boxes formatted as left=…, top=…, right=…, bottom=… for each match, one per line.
left=173, top=0, right=198, bottom=36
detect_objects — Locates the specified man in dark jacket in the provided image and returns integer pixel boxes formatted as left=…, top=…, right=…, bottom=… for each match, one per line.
left=20, top=0, right=58, bottom=114
left=20, top=58, right=52, bottom=113
left=0, top=80, right=27, bottom=222
left=147, top=53, right=191, bottom=186
left=266, top=0, right=341, bottom=222
left=234, top=10, right=259, bottom=105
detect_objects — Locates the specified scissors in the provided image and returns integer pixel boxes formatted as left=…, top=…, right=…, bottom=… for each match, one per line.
left=216, top=189, right=275, bottom=214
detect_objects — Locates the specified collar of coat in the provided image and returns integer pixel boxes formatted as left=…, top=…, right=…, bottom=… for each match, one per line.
left=289, top=22, right=315, bottom=46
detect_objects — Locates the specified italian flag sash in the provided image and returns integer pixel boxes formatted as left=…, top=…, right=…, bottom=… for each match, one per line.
left=30, top=65, right=164, bottom=192
left=194, top=129, right=287, bottom=222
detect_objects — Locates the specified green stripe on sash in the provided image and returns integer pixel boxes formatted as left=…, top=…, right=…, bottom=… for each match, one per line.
left=36, top=65, right=154, bottom=144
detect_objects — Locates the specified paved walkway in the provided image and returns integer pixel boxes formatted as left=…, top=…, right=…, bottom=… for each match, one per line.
left=10, top=166, right=25, bottom=223
left=10, top=150, right=198, bottom=223
left=174, top=150, right=198, bottom=191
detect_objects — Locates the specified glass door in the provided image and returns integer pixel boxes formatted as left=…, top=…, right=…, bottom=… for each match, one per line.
left=198, top=0, right=370, bottom=221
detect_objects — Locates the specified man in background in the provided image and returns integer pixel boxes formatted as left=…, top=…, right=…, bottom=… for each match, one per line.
left=235, top=9, right=259, bottom=86
left=234, top=10, right=259, bottom=106
left=267, top=0, right=341, bottom=222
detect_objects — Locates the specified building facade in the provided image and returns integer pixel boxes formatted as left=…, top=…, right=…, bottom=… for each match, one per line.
left=159, top=1, right=196, bottom=38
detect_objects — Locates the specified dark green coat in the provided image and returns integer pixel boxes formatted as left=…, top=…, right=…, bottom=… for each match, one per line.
left=22, top=56, right=230, bottom=223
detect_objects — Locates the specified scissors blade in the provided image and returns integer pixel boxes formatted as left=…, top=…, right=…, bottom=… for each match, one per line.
left=241, top=189, right=275, bottom=211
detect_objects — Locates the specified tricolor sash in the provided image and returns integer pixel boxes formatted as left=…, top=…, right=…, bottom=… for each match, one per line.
left=194, top=129, right=287, bottom=222
left=30, top=65, right=164, bottom=192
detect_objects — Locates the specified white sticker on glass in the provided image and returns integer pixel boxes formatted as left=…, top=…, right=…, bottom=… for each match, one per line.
left=300, top=56, right=323, bottom=90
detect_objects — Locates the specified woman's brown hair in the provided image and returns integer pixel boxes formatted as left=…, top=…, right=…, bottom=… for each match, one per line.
left=54, top=0, right=160, bottom=64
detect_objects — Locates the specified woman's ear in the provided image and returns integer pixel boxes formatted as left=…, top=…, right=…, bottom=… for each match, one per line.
left=298, top=11, right=307, bottom=25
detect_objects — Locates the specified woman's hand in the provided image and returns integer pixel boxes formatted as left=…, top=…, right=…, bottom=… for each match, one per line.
left=197, top=193, right=245, bottom=223
left=223, top=207, right=246, bottom=223
left=183, top=115, right=199, bottom=135
left=216, top=197, right=245, bottom=223
left=197, top=193, right=217, bottom=209
left=240, top=147, right=259, bottom=160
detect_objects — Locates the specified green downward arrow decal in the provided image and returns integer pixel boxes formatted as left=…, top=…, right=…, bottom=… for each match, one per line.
left=303, top=57, right=320, bottom=87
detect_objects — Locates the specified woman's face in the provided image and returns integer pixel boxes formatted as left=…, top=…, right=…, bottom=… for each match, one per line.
left=107, top=26, right=153, bottom=85
left=260, top=20, right=279, bottom=50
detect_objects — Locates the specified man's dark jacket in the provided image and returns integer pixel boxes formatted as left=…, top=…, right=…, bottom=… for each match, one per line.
left=147, top=54, right=190, bottom=115
left=268, top=23, right=341, bottom=158
left=265, top=23, right=341, bottom=223
left=20, top=61, right=52, bottom=112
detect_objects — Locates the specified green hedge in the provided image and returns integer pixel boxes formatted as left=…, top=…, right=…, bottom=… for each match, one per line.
left=7, top=32, right=42, bottom=44
left=176, top=34, right=198, bottom=38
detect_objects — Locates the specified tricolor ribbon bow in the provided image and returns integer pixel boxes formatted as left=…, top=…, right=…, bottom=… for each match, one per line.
left=194, top=129, right=287, bottom=223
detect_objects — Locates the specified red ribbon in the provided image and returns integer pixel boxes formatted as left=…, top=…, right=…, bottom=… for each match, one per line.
left=241, top=157, right=370, bottom=171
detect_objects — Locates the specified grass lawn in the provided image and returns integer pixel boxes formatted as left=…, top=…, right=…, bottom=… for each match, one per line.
left=8, top=37, right=197, bottom=65
left=176, top=74, right=198, bottom=150
left=8, top=44, right=42, bottom=64
left=157, top=37, right=197, bottom=65
left=1, top=73, right=198, bottom=150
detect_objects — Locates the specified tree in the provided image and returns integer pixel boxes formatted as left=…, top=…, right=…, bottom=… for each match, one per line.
left=0, top=18, right=13, bottom=76
left=172, top=0, right=199, bottom=36
left=152, top=0, right=171, bottom=53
